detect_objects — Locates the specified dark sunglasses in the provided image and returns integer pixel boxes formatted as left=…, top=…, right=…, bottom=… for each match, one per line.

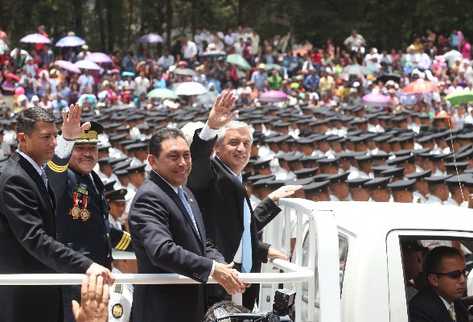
left=433, top=269, right=469, bottom=279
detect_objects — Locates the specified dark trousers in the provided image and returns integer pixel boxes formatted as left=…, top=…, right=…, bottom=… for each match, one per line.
left=62, top=285, right=81, bottom=322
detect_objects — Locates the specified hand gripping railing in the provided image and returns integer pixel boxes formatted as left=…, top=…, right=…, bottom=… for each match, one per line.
left=0, top=198, right=320, bottom=322
left=0, top=258, right=312, bottom=286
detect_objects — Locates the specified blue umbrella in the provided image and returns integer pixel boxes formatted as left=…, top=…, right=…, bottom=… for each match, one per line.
left=55, top=35, right=86, bottom=47
left=139, top=33, right=163, bottom=44
left=121, top=71, right=135, bottom=78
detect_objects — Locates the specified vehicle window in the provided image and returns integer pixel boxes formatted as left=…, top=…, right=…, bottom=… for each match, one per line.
left=399, top=236, right=473, bottom=322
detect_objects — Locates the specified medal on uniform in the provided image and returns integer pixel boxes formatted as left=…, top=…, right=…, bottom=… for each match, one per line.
left=70, top=192, right=81, bottom=220
left=80, top=189, right=90, bottom=221
left=70, top=207, right=81, bottom=220
left=80, top=208, right=90, bottom=221
left=112, top=303, right=124, bottom=318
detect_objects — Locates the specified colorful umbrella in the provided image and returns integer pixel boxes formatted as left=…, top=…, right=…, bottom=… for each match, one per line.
left=138, top=33, right=163, bottom=44
left=55, top=35, right=85, bottom=47
left=446, top=90, right=473, bottom=106
left=147, top=88, right=178, bottom=100
left=121, top=71, right=135, bottom=78
left=20, top=33, right=51, bottom=44
left=226, top=54, right=251, bottom=70
left=75, top=60, right=102, bottom=71
left=174, top=82, right=208, bottom=96
left=402, top=79, right=438, bottom=94
left=85, top=52, right=112, bottom=64
left=362, top=93, right=390, bottom=106
left=173, top=68, right=197, bottom=77
left=259, top=90, right=288, bottom=103
left=54, top=60, right=81, bottom=73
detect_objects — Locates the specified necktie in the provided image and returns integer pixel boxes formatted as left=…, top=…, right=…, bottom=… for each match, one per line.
left=448, top=304, right=456, bottom=321
left=241, top=197, right=253, bottom=272
left=238, top=176, right=252, bottom=273
left=40, top=168, right=48, bottom=189
left=177, top=187, right=199, bottom=234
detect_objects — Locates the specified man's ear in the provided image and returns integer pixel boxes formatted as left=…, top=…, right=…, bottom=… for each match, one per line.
left=17, top=132, right=26, bottom=145
left=427, top=273, right=439, bottom=288
left=147, top=154, right=157, bottom=168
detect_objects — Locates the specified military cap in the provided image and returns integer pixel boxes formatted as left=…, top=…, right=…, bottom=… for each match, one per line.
left=406, top=170, right=432, bottom=180
left=445, top=174, right=473, bottom=186
left=381, top=167, right=404, bottom=178
left=113, top=159, right=132, bottom=171
left=445, top=162, right=469, bottom=174
left=424, top=175, right=448, bottom=185
left=75, top=121, right=103, bottom=144
left=294, top=168, right=318, bottom=179
left=328, top=172, right=350, bottom=183
left=311, top=173, right=330, bottom=182
left=364, top=177, right=391, bottom=189
left=317, top=157, right=339, bottom=165
left=387, top=179, right=416, bottom=191
left=285, top=177, right=314, bottom=186
left=104, top=180, right=117, bottom=192
left=347, top=177, right=370, bottom=187
left=109, top=157, right=129, bottom=166
left=253, top=159, right=272, bottom=170
left=114, top=169, right=129, bottom=177
left=98, top=144, right=111, bottom=152
left=303, top=180, right=330, bottom=194
left=127, top=164, right=146, bottom=174
left=109, top=134, right=128, bottom=143
left=98, top=157, right=112, bottom=165
left=105, top=188, right=127, bottom=202
left=126, top=142, right=148, bottom=152
left=355, top=155, right=372, bottom=162
left=247, top=174, right=275, bottom=184
left=387, top=154, right=415, bottom=166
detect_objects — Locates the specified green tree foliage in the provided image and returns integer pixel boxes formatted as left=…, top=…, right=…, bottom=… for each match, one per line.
left=0, top=0, right=472, bottom=51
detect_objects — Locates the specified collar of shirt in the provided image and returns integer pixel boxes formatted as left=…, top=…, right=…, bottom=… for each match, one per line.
left=438, top=294, right=456, bottom=319
left=429, top=195, right=443, bottom=203
left=17, top=149, right=44, bottom=177
left=153, top=170, right=179, bottom=194
left=215, top=155, right=239, bottom=177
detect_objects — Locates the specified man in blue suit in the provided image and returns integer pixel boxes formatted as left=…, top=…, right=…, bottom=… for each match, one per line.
left=129, top=127, right=246, bottom=322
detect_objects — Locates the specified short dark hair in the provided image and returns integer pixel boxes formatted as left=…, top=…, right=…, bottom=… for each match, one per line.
left=423, top=246, right=463, bottom=274
left=16, top=107, right=54, bottom=135
left=149, top=128, right=187, bottom=158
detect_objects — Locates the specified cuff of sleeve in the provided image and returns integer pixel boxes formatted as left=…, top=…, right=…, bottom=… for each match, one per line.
left=209, top=260, right=216, bottom=281
left=199, top=123, right=219, bottom=141
left=55, top=135, right=75, bottom=159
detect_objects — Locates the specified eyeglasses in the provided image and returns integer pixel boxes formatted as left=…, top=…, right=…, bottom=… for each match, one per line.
left=432, top=269, right=469, bottom=279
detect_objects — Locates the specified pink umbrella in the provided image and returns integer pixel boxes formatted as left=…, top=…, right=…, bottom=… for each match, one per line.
left=75, top=59, right=102, bottom=71
left=362, top=93, right=390, bottom=106
left=54, top=60, right=81, bottom=73
left=259, top=90, right=288, bottom=103
left=20, top=33, right=51, bottom=44
left=85, top=52, right=112, bottom=64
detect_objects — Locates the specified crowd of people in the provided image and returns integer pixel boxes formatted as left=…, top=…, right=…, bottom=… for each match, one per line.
left=1, top=24, right=473, bottom=322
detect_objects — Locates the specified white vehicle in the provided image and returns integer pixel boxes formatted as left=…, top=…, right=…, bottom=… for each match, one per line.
left=261, top=199, right=473, bottom=322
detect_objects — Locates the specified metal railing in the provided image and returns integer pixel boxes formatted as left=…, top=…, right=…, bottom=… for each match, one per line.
left=0, top=198, right=320, bottom=322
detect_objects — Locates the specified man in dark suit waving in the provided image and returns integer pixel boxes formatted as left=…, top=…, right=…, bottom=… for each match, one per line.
left=188, top=91, right=300, bottom=309
left=409, top=246, right=469, bottom=322
left=128, top=127, right=246, bottom=322
left=0, top=106, right=112, bottom=322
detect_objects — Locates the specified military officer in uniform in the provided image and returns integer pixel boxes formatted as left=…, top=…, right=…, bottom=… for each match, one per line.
left=46, top=121, right=132, bottom=322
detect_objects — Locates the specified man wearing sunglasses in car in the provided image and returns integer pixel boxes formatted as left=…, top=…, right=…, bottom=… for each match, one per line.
left=409, top=246, right=469, bottom=322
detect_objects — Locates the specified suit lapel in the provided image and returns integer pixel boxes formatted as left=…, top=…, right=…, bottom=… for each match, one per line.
left=15, top=153, right=54, bottom=211
left=214, top=157, right=246, bottom=227
left=149, top=171, right=203, bottom=245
